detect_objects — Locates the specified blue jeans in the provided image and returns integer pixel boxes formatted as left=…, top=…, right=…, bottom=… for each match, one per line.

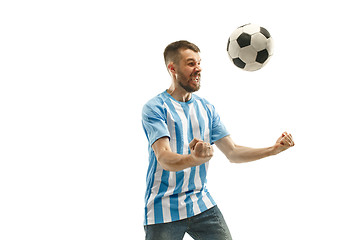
left=144, top=206, right=232, bottom=240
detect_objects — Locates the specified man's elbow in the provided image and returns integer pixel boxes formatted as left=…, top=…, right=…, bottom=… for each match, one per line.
left=228, top=156, right=237, bottom=163
left=160, top=163, right=183, bottom=172
left=228, top=157, right=239, bottom=164
left=226, top=152, right=246, bottom=164
left=157, top=158, right=182, bottom=172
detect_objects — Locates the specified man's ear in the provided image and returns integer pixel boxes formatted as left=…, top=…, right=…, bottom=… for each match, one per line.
left=168, top=63, right=176, bottom=74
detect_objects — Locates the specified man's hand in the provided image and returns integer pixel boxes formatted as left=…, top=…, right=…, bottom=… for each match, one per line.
left=273, top=132, right=295, bottom=154
left=189, top=138, right=214, bottom=163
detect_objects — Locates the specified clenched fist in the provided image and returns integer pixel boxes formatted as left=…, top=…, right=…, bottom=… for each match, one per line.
left=274, top=132, right=295, bottom=154
left=189, top=138, right=214, bottom=163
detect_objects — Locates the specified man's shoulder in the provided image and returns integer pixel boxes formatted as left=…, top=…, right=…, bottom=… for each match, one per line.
left=143, top=91, right=167, bottom=108
left=142, top=91, right=168, bottom=118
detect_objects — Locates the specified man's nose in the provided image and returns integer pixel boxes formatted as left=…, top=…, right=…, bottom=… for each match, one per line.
left=195, top=64, right=202, bottom=72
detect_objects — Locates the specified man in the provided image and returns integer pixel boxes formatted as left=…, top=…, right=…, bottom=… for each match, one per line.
left=142, top=40, right=294, bottom=240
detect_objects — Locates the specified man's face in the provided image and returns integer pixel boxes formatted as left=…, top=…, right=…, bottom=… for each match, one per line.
left=174, top=49, right=202, bottom=93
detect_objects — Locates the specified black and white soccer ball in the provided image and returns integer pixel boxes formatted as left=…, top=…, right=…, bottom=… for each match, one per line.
left=227, top=23, right=274, bottom=71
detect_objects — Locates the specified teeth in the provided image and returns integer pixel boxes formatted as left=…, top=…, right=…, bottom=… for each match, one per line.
left=191, top=74, right=200, bottom=83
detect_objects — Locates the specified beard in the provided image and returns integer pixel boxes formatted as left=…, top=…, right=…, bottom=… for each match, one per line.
left=177, top=71, right=201, bottom=93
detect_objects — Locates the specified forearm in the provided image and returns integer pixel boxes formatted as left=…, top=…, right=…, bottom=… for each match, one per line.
left=227, top=145, right=276, bottom=163
left=152, top=137, right=214, bottom=172
left=215, top=134, right=294, bottom=164
left=157, top=151, right=207, bottom=172
left=157, top=151, right=192, bottom=171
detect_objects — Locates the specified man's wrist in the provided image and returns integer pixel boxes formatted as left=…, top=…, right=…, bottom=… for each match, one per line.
left=269, top=145, right=279, bottom=156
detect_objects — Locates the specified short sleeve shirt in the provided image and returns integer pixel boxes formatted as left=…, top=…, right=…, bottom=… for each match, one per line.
left=142, top=90, right=229, bottom=225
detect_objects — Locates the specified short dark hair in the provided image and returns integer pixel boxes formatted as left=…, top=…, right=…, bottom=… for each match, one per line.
left=163, top=40, right=200, bottom=67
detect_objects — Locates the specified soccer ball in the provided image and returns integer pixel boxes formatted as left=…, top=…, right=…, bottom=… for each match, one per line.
left=227, top=23, right=274, bottom=71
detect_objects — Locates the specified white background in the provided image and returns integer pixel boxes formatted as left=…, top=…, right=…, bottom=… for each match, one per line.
left=1, top=0, right=359, bottom=239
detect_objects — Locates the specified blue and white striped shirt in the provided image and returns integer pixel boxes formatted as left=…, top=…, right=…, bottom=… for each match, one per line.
left=142, top=90, right=229, bottom=225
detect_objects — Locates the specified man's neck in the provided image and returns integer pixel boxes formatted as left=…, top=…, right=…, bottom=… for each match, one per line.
left=167, top=85, right=192, bottom=102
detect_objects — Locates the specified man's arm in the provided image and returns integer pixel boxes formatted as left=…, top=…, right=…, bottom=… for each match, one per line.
left=152, top=137, right=214, bottom=172
left=215, top=132, right=294, bottom=163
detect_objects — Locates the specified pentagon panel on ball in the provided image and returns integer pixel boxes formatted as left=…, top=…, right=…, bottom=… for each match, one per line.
left=227, top=23, right=274, bottom=71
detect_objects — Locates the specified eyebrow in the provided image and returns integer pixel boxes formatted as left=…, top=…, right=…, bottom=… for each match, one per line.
left=186, top=58, right=201, bottom=62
